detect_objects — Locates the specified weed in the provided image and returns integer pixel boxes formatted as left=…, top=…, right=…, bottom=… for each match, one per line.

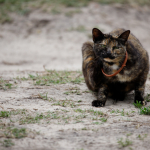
left=0, top=78, right=16, bottom=90
left=1, top=0, right=150, bottom=23
left=38, top=93, right=48, bottom=100
left=137, top=134, right=147, bottom=140
left=139, top=106, right=150, bottom=115
left=82, top=127, right=87, bottom=130
left=64, top=90, right=81, bottom=95
left=93, top=122, right=101, bottom=125
left=118, top=138, right=132, bottom=148
left=0, top=111, right=10, bottom=118
left=121, top=109, right=124, bottom=116
left=19, top=113, right=50, bottom=124
left=4, top=127, right=27, bottom=138
left=110, top=110, right=115, bottom=113
left=133, top=101, right=143, bottom=108
left=27, top=71, right=84, bottom=86
left=126, top=133, right=132, bottom=137
left=1, top=139, right=14, bottom=147
left=145, top=94, right=150, bottom=102
left=78, top=100, right=82, bottom=103
left=100, top=117, right=107, bottom=122
left=52, top=99, right=78, bottom=108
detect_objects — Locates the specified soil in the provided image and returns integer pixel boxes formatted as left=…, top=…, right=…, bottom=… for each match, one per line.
left=0, top=2, right=150, bottom=150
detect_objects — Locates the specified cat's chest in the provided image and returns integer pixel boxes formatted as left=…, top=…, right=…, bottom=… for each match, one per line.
left=106, top=64, right=133, bottom=82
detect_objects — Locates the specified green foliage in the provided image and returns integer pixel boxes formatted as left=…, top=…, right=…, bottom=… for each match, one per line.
left=1, top=0, right=150, bottom=23
left=0, top=111, right=10, bottom=118
left=27, top=71, right=84, bottom=86
left=100, top=117, right=107, bottom=122
left=137, top=134, right=147, bottom=140
left=145, top=94, right=150, bottom=102
left=1, top=139, right=14, bottom=147
left=118, top=138, right=132, bottom=148
left=4, top=127, right=27, bottom=138
left=133, top=101, right=143, bottom=108
left=139, top=106, right=150, bottom=115
left=0, top=78, right=16, bottom=90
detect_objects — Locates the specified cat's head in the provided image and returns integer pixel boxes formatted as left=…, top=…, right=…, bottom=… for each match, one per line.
left=92, top=28, right=130, bottom=65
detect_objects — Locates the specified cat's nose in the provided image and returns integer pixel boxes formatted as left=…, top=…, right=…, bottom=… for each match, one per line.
left=107, top=51, right=112, bottom=56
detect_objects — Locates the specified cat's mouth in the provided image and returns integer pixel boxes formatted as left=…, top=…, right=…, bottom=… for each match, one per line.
left=103, top=55, right=115, bottom=62
left=103, top=57, right=115, bottom=62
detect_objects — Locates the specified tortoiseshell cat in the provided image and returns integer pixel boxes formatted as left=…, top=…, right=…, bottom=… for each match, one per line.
left=82, top=28, right=149, bottom=107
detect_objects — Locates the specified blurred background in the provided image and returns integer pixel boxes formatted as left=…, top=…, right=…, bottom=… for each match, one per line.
left=0, top=0, right=150, bottom=71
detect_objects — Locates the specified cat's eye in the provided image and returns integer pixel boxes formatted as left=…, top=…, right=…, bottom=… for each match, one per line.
left=100, top=45, right=106, bottom=48
left=113, top=46, right=119, bottom=50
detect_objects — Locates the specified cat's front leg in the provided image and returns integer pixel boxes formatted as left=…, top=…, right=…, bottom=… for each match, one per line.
left=134, top=85, right=147, bottom=106
left=92, top=85, right=107, bottom=107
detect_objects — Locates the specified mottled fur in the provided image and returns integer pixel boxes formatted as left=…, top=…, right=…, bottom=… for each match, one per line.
left=82, top=28, right=149, bottom=107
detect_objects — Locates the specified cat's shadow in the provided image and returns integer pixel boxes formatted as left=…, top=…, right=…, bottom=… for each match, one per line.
left=92, top=91, right=135, bottom=107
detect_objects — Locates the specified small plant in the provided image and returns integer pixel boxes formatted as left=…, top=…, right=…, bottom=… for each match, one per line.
left=82, top=127, right=87, bottom=130
left=0, top=111, right=10, bottom=118
left=139, top=106, right=150, bottom=115
left=1, top=139, right=14, bottom=147
left=38, top=93, right=48, bottom=100
left=137, top=134, right=147, bottom=140
left=110, top=110, right=115, bottom=113
left=118, top=138, right=132, bottom=148
left=100, top=117, right=107, bottom=122
left=133, top=101, right=143, bottom=108
left=4, top=127, right=27, bottom=139
left=93, top=122, right=101, bottom=125
left=78, top=100, right=82, bottom=103
left=145, top=94, right=150, bottom=102
left=0, top=78, right=16, bottom=90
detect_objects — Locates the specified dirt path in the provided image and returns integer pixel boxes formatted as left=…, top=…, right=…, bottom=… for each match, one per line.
left=0, top=3, right=150, bottom=150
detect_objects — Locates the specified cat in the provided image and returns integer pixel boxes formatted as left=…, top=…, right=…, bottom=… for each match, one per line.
left=82, top=28, right=149, bottom=107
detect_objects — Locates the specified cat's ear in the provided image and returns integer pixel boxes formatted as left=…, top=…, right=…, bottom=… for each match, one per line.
left=118, top=30, right=130, bottom=43
left=92, top=28, right=104, bottom=43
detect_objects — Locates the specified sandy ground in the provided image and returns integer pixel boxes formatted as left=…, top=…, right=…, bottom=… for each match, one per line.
left=0, top=3, right=150, bottom=150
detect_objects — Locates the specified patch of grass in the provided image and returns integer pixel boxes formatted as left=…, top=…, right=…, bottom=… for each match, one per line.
left=64, top=89, right=81, bottom=95
left=137, top=134, right=147, bottom=140
left=0, top=111, right=10, bottom=118
left=139, top=106, right=150, bottom=115
left=27, top=70, right=84, bottom=86
left=78, top=100, right=82, bottom=103
left=4, top=127, right=27, bottom=139
left=126, top=133, right=132, bottom=137
left=118, top=138, right=132, bottom=148
left=52, top=99, right=78, bottom=108
left=1, top=0, right=150, bottom=23
left=0, top=78, right=16, bottom=90
left=82, top=127, right=88, bottom=130
left=19, top=113, right=50, bottom=124
left=100, top=117, right=107, bottom=122
left=0, top=0, right=31, bottom=23
left=38, top=93, right=48, bottom=100
left=133, top=101, right=143, bottom=108
left=1, top=139, right=14, bottom=147
left=93, top=121, right=101, bottom=125
left=145, top=94, right=150, bottom=102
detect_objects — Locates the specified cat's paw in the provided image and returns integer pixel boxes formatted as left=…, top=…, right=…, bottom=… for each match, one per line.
left=142, top=100, right=147, bottom=106
left=92, top=100, right=105, bottom=107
